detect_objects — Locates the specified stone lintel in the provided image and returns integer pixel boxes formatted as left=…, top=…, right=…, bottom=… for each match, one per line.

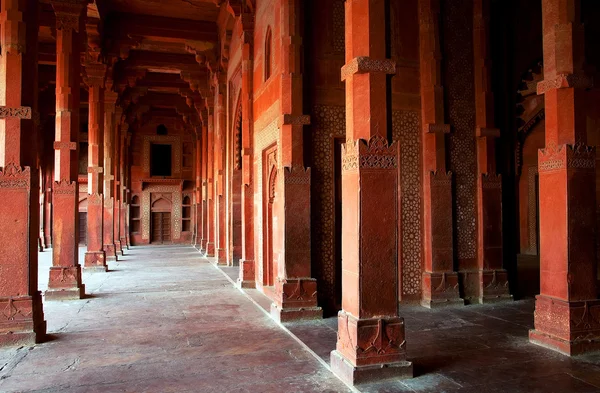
left=341, top=56, right=396, bottom=82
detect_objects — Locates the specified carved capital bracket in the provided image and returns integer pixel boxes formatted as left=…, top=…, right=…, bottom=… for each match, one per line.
left=0, top=163, right=31, bottom=189
left=53, top=141, right=77, bottom=151
left=341, top=56, right=396, bottom=82
left=476, top=127, right=500, bottom=138
left=342, top=135, right=398, bottom=172
left=537, top=73, right=594, bottom=95
left=0, top=106, right=32, bottom=119
left=279, top=114, right=310, bottom=127
left=84, top=63, right=107, bottom=88
left=426, top=123, right=451, bottom=134
left=87, top=166, right=104, bottom=174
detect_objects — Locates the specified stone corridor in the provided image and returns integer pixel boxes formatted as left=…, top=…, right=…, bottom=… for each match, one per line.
left=0, top=246, right=348, bottom=393
left=1, top=246, right=600, bottom=392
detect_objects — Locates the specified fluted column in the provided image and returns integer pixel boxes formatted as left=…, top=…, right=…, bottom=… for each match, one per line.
left=0, top=0, right=47, bottom=344
left=46, top=0, right=86, bottom=300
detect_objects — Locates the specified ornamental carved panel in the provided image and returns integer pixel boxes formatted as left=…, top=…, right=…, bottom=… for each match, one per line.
left=253, top=118, right=279, bottom=285
left=392, top=110, right=423, bottom=298
left=311, top=105, right=345, bottom=312
left=141, top=185, right=182, bottom=241
left=443, top=0, right=478, bottom=264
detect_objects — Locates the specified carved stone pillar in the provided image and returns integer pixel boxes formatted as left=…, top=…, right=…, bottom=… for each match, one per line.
left=200, top=122, right=209, bottom=251
left=238, top=23, right=256, bottom=288
left=193, top=130, right=202, bottom=249
left=215, top=87, right=227, bottom=264
left=113, top=121, right=124, bottom=255
left=103, top=89, right=118, bottom=260
left=83, top=63, right=107, bottom=272
left=47, top=0, right=86, bottom=300
left=330, top=0, right=413, bottom=385
left=205, top=110, right=216, bottom=257
left=465, top=0, right=512, bottom=303
left=120, top=132, right=130, bottom=249
left=529, top=0, right=600, bottom=356
left=418, top=0, right=462, bottom=308
left=0, top=0, right=47, bottom=345
left=268, top=0, right=321, bottom=323
left=43, top=165, right=53, bottom=248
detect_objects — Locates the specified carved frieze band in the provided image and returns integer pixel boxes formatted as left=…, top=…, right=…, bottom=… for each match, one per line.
left=342, top=135, right=398, bottom=172
left=87, top=193, right=103, bottom=206
left=426, top=123, right=451, bottom=134
left=88, top=167, right=104, bottom=174
left=538, top=144, right=596, bottom=172
left=481, top=174, right=502, bottom=189
left=0, top=106, right=32, bottom=119
left=53, top=180, right=76, bottom=195
left=0, top=163, right=31, bottom=189
left=341, top=56, right=397, bottom=81
left=537, top=73, right=594, bottom=95
left=284, top=167, right=311, bottom=185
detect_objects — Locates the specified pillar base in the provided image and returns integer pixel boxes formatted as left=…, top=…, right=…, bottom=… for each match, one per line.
left=421, top=271, right=464, bottom=308
left=0, top=294, right=46, bottom=346
left=120, top=237, right=128, bottom=251
left=331, top=350, right=412, bottom=386
left=205, top=242, right=215, bottom=257
left=270, top=303, right=322, bottom=323
left=270, top=278, right=322, bottom=322
left=115, top=240, right=123, bottom=255
left=460, top=269, right=512, bottom=304
left=238, top=259, right=255, bottom=288
left=44, top=236, right=52, bottom=249
left=216, top=248, right=227, bottom=265
left=46, top=266, right=85, bottom=300
left=104, top=244, right=118, bottom=261
left=84, top=251, right=107, bottom=272
left=529, top=295, right=600, bottom=356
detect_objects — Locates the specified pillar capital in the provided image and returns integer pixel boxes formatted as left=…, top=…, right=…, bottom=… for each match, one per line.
left=50, top=0, right=86, bottom=32
left=84, top=63, right=107, bottom=89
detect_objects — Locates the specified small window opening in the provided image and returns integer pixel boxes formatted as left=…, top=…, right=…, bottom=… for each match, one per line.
left=150, top=144, right=172, bottom=177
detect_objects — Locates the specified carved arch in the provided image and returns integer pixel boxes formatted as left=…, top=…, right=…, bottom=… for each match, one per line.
left=264, top=26, right=272, bottom=81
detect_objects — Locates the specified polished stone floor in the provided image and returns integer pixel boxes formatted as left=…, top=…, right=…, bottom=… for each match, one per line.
left=2, top=246, right=600, bottom=393
left=0, top=246, right=349, bottom=393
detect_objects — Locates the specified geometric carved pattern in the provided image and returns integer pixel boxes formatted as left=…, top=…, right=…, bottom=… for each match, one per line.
left=141, top=185, right=182, bottom=240
left=444, top=0, right=477, bottom=261
left=311, top=105, right=345, bottom=311
left=253, top=118, right=279, bottom=286
left=332, top=0, right=345, bottom=53
left=392, top=111, right=423, bottom=297
left=527, top=165, right=538, bottom=255
left=0, top=106, right=32, bottom=119
left=142, top=135, right=182, bottom=175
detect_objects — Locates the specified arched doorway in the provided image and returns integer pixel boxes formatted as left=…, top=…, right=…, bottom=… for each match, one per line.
left=151, top=197, right=172, bottom=244
left=515, top=61, right=544, bottom=298
left=263, top=146, right=277, bottom=287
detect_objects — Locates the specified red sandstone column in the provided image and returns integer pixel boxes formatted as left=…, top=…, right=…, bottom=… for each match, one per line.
left=121, top=133, right=130, bottom=249
left=330, top=0, right=413, bottom=385
left=215, top=87, right=227, bottom=265
left=123, top=133, right=131, bottom=248
left=238, top=24, right=255, bottom=289
left=103, top=89, right=118, bottom=260
left=418, top=0, right=462, bottom=308
left=529, top=0, right=599, bottom=356
left=43, top=165, right=53, bottom=248
left=468, top=0, right=512, bottom=302
left=193, top=131, right=202, bottom=249
left=205, top=109, right=216, bottom=257
left=200, top=122, right=209, bottom=251
left=113, top=121, right=124, bottom=254
left=83, top=63, right=107, bottom=272
left=47, top=0, right=86, bottom=300
left=268, top=0, right=322, bottom=323
left=0, top=0, right=46, bottom=344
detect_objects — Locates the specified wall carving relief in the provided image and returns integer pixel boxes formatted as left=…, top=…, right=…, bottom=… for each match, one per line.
left=253, top=118, right=279, bottom=285
left=141, top=185, right=182, bottom=240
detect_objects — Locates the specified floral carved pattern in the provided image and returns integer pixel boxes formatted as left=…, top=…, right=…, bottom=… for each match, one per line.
left=0, top=163, right=31, bottom=189
left=141, top=185, right=182, bottom=240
